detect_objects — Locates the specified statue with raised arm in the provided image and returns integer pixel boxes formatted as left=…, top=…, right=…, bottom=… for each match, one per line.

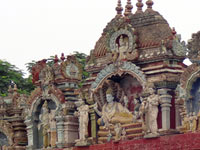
left=74, top=99, right=89, bottom=146
left=94, top=87, right=133, bottom=129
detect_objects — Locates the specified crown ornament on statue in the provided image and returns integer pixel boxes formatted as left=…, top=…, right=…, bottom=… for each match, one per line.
left=106, top=87, right=113, bottom=95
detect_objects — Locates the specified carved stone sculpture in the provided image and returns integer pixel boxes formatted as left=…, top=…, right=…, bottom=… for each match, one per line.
left=117, top=35, right=128, bottom=61
left=40, top=101, right=50, bottom=148
left=95, top=87, right=133, bottom=129
left=114, top=123, right=122, bottom=142
left=144, top=88, right=160, bottom=138
left=74, top=99, right=89, bottom=146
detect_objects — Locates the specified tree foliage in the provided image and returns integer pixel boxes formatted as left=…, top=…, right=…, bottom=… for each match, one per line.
left=0, top=60, right=35, bottom=96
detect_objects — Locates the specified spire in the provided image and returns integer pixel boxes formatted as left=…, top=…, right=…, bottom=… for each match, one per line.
left=136, top=0, right=144, bottom=13
left=172, top=27, right=177, bottom=36
left=124, top=0, right=133, bottom=16
left=116, top=0, right=123, bottom=16
left=146, top=0, right=154, bottom=11
left=60, top=53, right=65, bottom=61
left=54, top=55, right=59, bottom=63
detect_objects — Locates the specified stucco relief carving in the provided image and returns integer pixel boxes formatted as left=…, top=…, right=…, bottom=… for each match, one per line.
left=91, top=62, right=146, bottom=91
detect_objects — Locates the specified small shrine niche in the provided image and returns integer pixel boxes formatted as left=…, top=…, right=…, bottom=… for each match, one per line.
left=187, top=78, right=200, bottom=115
left=115, top=34, right=129, bottom=50
left=94, top=73, right=143, bottom=112
left=32, top=99, right=57, bottom=149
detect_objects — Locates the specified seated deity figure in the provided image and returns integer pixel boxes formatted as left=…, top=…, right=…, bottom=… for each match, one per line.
left=118, top=35, right=128, bottom=61
left=94, top=87, right=133, bottom=129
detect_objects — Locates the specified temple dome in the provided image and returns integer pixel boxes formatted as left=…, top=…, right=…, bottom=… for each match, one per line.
left=92, top=0, right=178, bottom=61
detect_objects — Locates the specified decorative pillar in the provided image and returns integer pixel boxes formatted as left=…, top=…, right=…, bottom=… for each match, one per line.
left=9, top=109, right=27, bottom=150
left=158, top=89, right=172, bottom=130
left=175, top=102, right=181, bottom=128
left=56, top=116, right=65, bottom=148
left=25, top=119, right=34, bottom=149
left=63, top=115, right=79, bottom=148
left=90, top=109, right=97, bottom=140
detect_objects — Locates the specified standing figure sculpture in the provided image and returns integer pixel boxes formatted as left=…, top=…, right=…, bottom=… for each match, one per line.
left=40, top=101, right=50, bottom=148
left=94, top=87, right=133, bottom=129
left=144, top=88, right=160, bottom=138
left=74, top=99, right=89, bottom=146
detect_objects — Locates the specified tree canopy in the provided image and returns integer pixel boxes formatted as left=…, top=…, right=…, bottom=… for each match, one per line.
left=0, top=60, right=35, bottom=96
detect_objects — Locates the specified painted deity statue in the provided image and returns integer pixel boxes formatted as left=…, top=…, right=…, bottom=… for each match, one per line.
left=95, top=87, right=133, bottom=129
left=40, top=101, right=50, bottom=148
left=74, top=99, right=89, bottom=145
left=144, top=88, right=160, bottom=137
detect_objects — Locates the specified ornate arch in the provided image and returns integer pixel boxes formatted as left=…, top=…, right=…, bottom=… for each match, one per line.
left=0, top=120, right=14, bottom=146
left=29, top=86, right=64, bottom=118
left=30, top=93, right=62, bottom=117
left=180, top=63, right=200, bottom=99
left=91, top=61, right=146, bottom=92
left=91, top=62, right=146, bottom=111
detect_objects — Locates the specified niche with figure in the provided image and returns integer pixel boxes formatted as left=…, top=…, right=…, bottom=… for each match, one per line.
left=32, top=99, right=57, bottom=149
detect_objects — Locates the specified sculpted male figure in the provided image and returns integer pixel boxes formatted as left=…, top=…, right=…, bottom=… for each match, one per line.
left=94, top=87, right=133, bottom=129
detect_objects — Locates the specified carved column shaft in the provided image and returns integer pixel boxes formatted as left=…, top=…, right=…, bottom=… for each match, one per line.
left=158, top=89, right=172, bottom=130
left=56, top=116, right=65, bottom=148
left=90, top=110, right=97, bottom=139
left=63, top=115, right=78, bottom=148
left=25, top=119, right=34, bottom=149
left=175, top=103, right=181, bottom=128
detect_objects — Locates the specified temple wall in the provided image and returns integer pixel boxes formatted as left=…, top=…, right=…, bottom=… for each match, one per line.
left=73, top=132, right=200, bottom=150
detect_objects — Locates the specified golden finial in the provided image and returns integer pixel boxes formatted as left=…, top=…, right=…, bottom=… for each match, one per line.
left=124, top=0, right=133, bottom=16
left=116, top=0, right=123, bottom=16
left=136, top=0, right=143, bottom=13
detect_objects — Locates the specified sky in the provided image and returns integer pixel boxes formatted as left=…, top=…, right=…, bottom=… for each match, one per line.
left=0, top=0, right=199, bottom=77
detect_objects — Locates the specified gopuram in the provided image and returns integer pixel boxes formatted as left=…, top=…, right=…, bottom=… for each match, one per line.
left=1, top=0, right=200, bottom=149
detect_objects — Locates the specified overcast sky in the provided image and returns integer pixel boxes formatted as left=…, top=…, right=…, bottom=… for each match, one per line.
left=0, top=0, right=199, bottom=76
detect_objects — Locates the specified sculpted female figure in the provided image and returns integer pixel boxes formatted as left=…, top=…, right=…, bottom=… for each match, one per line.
left=145, top=88, right=160, bottom=137
left=74, top=99, right=89, bottom=145
left=94, top=87, right=133, bottom=129
left=40, top=101, right=50, bottom=148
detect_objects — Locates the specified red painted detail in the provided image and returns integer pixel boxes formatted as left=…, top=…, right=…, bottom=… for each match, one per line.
left=157, top=105, right=162, bottom=129
left=72, top=132, right=200, bottom=150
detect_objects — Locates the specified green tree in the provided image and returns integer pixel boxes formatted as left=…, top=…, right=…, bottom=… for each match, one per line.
left=73, top=51, right=89, bottom=80
left=0, top=60, right=35, bottom=96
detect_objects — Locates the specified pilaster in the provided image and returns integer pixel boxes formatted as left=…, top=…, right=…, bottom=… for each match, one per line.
left=56, top=115, right=65, bottom=148
left=158, top=88, right=172, bottom=130
left=24, top=119, right=33, bottom=149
